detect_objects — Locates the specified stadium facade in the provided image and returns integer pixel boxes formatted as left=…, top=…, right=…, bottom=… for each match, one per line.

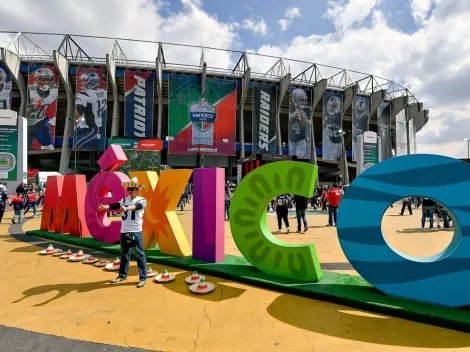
left=0, top=32, right=429, bottom=183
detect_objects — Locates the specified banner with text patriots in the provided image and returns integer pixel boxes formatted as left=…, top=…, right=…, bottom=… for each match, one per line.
left=124, top=71, right=154, bottom=137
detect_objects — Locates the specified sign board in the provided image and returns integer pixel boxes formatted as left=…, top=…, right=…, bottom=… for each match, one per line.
left=356, top=131, right=381, bottom=176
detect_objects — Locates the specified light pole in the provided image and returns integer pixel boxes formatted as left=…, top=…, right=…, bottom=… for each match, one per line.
left=465, top=138, right=470, bottom=159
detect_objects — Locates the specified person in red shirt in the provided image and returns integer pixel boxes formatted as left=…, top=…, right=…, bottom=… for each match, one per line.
left=327, top=184, right=342, bottom=227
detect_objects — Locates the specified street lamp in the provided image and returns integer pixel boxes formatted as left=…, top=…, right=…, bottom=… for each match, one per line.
left=465, top=138, right=470, bottom=159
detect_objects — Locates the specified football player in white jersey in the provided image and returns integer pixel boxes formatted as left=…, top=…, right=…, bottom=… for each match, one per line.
left=74, top=72, right=107, bottom=150
left=0, top=67, right=12, bottom=110
left=288, top=89, right=312, bottom=159
left=98, top=177, right=148, bottom=288
left=27, top=67, right=58, bottom=150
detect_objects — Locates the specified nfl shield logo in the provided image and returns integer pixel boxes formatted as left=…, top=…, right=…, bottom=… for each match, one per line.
left=380, top=124, right=388, bottom=139
left=190, top=97, right=216, bottom=132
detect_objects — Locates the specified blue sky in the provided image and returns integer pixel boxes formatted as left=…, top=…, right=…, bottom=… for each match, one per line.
left=162, top=0, right=417, bottom=47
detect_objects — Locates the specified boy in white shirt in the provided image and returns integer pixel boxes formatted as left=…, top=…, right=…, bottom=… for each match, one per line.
left=98, top=177, right=148, bottom=288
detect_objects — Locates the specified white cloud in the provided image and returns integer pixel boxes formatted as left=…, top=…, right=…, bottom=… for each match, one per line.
left=410, top=0, right=436, bottom=26
left=238, top=17, right=268, bottom=36
left=278, top=7, right=301, bottom=32
left=325, top=0, right=379, bottom=32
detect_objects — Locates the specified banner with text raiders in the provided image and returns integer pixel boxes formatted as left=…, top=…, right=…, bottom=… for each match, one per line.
left=351, top=96, right=370, bottom=161
left=73, top=67, right=108, bottom=152
left=27, top=65, right=59, bottom=150
left=168, top=75, right=237, bottom=155
left=377, top=101, right=392, bottom=160
left=252, top=82, right=277, bottom=155
left=0, top=64, right=12, bottom=110
left=124, top=71, right=154, bottom=137
left=288, top=87, right=313, bottom=159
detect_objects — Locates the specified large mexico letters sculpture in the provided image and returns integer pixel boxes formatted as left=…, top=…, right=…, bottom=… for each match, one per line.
left=41, top=143, right=468, bottom=308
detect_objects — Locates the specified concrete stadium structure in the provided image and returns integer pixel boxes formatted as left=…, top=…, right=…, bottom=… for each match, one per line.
left=0, top=32, right=429, bottom=183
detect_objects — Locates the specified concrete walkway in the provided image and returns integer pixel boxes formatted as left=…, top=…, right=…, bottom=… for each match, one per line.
left=0, top=206, right=468, bottom=351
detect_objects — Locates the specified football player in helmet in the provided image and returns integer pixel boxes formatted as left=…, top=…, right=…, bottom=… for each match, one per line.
left=27, top=67, right=58, bottom=150
left=288, top=89, right=312, bottom=159
left=74, top=71, right=107, bottom=151
left=322, top=94, right=343, bottom=161
left=352, top=98, right=368, bottom=160
left=0, top=68, right=12, bottom=110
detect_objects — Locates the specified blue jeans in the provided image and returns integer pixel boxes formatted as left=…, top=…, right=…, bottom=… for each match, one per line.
left=225, top=200, right=230, bottom=220
left=296, top=209, right=307, bottom=231
left=441, top=209, right=450, bottom=228
left=328, top=205, right=338, bottom=226
left=118, top=231, right=147, bottom=280
left=422, top=206, right=435, bottom=228
left=24, top=201, right=37, bottom=216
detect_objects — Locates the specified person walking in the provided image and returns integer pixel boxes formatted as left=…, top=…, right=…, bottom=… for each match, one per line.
left=275, top=194, right=290, bottom=233
left=224, top=186, right=232, bottom=220
left=294, top=195, right=308, bottom=233
left=0, top=185, right=8, bottom=223
left=10, top=192, right=25, bottom=224
left=98, top=177, right=148, bottom=288
left=400, top=197, right=413, bottom=215
left=327, top=184, right=342, bottom=227
left=421, top=197, right=437, bottom=230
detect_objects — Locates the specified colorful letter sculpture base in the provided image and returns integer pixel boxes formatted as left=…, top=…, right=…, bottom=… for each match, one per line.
left=230, top=161, right=322, bottom=282
left=129, top=170, right=193, bottom=256
left=337, top=154, right=468, bottom=307
left=192, top=168, right=225, bottom=263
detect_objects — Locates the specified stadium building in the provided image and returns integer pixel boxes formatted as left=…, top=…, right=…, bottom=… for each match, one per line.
left=0, top=32, right=429, bottom=184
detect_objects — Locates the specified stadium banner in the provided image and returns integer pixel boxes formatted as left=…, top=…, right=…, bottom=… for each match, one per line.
left=73, top=67, right=108, bottom=152
left=168, top=75, right=237, bottom=156
left=395, top=110, right=408, bottom=156
left=322, top=92, right=344, bottom=161
left=377, top=101, right=392, bottom=160
left=352, top=96, right=370, bottom=161
left=0, top=110, right=18, bottom=181
left=288, top=87, right=313, bottom=159
left=124, top=71, right=155, bottom=137
left=26, top=65, right=59, bottom=150
left=253, top=82, right=277, bottom=155
left=0, top=64, right=12, bottom=110
left=108, top=138, right=162, bottom=175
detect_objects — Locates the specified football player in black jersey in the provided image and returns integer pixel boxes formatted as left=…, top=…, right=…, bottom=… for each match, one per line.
left=275, top=194, right=290, bottom=233
left=288, top=89, right=312, bottom=159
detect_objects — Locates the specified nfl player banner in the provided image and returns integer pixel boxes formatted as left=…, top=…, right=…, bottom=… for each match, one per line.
left=168, top=75, right=237, bottom=155
left=73, top=67, right=108, bottom=152
left=0, top=64, right=12, bottom=110
left=322, top=92, right=343, bottom=161
left=395, top=110, right=408, bottom=156
left=124, top=71, right=154, bottom=137
left=253, top=82, right=277, bottom=155
left=377, top=101, right=392, bottom=160
left=26, top=65, right=59, bottom=150
left=288, top=87, right=313, bottom=159
left=352, top=96, right=370, bottom=161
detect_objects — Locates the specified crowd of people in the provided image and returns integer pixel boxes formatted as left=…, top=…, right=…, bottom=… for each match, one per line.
left=0, top=181, right=46, bottom=224
left=399, top=197, right=452, bottom=230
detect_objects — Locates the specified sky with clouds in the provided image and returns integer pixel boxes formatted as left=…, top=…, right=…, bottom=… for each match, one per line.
left=0, top=0, right=469, bottom=158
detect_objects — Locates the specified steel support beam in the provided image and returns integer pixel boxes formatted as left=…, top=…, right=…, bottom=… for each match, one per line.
left=339, top=83, right=358, bottom=185
left=106, top=53, right=119, bottom=138
left=156, top=43, right=164, bottom=139
left=310, top=79, right=327, bottom=166
left=1, top=47, right=26, bottom=117
left=367, top=89, right=387, bottom=128
left=239, top=67, right=251, bottom=158
left=277, top=73, right=291, bottom=155
left=53, top=49, right=74, bottom=174
left=405, top=102, right=420, bottom=154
